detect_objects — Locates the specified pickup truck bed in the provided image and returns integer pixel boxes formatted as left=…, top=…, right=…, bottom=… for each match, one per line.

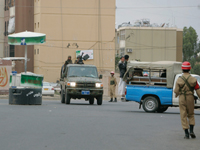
left=126, top=85, right=173, bottom=106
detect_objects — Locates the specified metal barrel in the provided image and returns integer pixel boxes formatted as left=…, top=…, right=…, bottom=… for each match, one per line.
left=9, top=88, right=42, bottom=105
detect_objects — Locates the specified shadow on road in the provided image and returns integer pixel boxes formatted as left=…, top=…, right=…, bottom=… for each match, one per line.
left=66, top=103, right=99, bottom=106
left=117, top=110, right=200, bottom=115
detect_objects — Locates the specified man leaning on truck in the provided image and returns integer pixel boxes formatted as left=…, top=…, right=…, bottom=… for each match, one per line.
left=174, top=61, right=200, bottom=139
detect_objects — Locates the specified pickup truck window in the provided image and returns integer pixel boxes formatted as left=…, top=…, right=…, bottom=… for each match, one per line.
left=67, top=66, right=98, bottom=78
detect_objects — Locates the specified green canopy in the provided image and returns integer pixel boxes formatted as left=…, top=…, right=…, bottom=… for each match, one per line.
left=8, top=31, right=46, bottom=73
left=8, top=31, right=46, bottom=45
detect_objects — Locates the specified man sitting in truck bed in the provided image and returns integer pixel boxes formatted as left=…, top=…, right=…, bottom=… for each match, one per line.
left=160, top=70, right=166, bottom=78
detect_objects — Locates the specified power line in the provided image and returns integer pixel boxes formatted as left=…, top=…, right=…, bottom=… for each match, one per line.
left=2, top=4, right=198, bottom=9
left=0, top=39, right=184, bottom=50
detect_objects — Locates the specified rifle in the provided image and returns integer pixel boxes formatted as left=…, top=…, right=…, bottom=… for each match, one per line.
left=194, top=95, right=198, bottom=104
left=78, top=52, right=84, bottom=64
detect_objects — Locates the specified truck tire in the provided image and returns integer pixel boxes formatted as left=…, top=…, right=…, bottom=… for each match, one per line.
left=142, top=96, right=159, bottom=112
left=97, top=95, right=103, bottom=105
left=157, top=106, right=168, bottom=113
left=89, top=98, right=94, bottom=105
left=65, top=92, right=71, bottom=104
left=60, top=89, right=65, bottom=103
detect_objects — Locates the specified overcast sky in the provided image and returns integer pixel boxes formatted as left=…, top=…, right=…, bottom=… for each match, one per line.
left=116, top=0, right=200, bottom=41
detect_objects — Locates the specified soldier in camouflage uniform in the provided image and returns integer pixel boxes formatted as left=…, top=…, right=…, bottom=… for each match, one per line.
left=109, top=71, right=117, bottom=102
left=174, top=61, right=200, bottom=139
left=74, top=55, right=84, bottom=64
left=67, top=56, right=72, bottom=64
left=60, top=60, right=69, bottom=79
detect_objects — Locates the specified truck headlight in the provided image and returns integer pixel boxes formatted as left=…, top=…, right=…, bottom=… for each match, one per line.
left=96, top=83, right=103, bottom=88
left=67, top=82, right=76, bottom=87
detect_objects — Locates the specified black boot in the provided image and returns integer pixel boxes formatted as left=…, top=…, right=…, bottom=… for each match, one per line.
left=114, top=98, right=117, bottom=102
left=184, top=129, right=190, bottom=139
left=190, top=125, right=196, bottom=138
left=109, top=98, right=113, bottom=102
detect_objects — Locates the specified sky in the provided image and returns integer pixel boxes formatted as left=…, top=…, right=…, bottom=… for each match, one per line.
left=116, top=0, right=200, bottom=41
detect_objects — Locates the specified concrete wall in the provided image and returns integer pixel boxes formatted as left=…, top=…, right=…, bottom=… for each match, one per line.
left=34, top=0, right=116, bottom=83
left=176, top=30, right=183, bottom=62
left=116, top=27, right=183, bottom=62
left=4, top=0, right=9, bottom=57
left=0, top=0, right=4, bottom=57
left=15, top=0, right=34, bottom=73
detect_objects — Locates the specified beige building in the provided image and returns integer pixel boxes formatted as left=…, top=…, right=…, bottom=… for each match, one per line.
left=0, top=0, right=4, bottom=57
left=116, top=26, right=183, bottom=62
left=34, top=0, right=116, bottom=84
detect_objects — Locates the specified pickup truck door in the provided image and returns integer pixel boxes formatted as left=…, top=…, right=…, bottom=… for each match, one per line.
left=172, top=74, right=180, bottom=106
left=172, top=74, right=200, bottom=107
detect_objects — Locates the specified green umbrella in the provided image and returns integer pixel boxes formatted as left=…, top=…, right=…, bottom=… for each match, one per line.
left=8, top=31, right=46, bottom=73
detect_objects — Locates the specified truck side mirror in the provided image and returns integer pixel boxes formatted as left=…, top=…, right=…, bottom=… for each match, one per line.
left=99, top=74, right=103, bottom=79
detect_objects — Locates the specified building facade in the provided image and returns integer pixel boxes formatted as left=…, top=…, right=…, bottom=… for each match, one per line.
left=0, top=0, right=4, bottom=57
left=116, top=26, right=183, bottom=62
left=4, top=0, right=34, bottom=73
left=34, top=0, right=116, bottom=82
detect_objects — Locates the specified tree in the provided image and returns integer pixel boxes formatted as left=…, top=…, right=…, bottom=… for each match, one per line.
left=115, top=56, right=120, bottom=72
left=191, top=64, right=200, bottom=75
left=196, top=42, right=200, bottom=55
left=183, top=26, right=198, bottom=61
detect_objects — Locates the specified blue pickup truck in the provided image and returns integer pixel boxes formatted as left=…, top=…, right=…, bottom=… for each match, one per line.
left=124, top=61, right=200, bottom=113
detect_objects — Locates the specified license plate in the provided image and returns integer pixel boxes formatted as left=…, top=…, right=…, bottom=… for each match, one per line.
left=44, top=88, right=48, bottom=91
left=81, top=91, right=90, bottom=95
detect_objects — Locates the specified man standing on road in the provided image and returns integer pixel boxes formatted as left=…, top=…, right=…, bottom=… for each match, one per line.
left=174, top=61, right=200, bottom=139
left=124, top=55, right=129, bottom=71
left=109, top=71, right=117, bottom=102
left=67, top=56, right=72, bottom=64
left=118, top=56, right=126, bottom=100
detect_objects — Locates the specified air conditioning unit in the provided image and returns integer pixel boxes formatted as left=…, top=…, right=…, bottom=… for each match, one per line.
left=127, top=49, right=132, bottom=53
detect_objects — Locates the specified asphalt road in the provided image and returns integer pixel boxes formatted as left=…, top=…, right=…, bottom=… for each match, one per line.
left=0, top=98, right=200, bottom=150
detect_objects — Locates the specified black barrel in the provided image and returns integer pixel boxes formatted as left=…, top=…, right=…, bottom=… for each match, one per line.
left=9, top=88, right=42, bottom=105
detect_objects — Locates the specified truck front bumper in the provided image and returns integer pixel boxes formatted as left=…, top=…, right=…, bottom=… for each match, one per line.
left=66, top=88, right=103, bottom=97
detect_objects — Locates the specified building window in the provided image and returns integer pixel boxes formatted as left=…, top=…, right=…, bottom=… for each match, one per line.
left=10, top=45, right=15, bottom=57
left=120, top=48, right=125, bottom=57
left=120, top=30, right=125, bottom=40
left=117, top=34, right=120, bottom=44
left=35, top=23, right=36, bottom=29
left=34, top=49, right=36, bottom=55
left=38, top=22, right=39, bottom=28
left=37, top=49, right=39, bottom=54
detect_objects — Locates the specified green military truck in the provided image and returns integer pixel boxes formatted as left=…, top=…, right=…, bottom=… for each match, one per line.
left=60, top=64, right=103, bottom=105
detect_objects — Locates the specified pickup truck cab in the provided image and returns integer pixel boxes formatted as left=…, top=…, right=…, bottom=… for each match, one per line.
left=124, top=61, right=200, bottom=113
left=60, top=64, right=103, bottom=105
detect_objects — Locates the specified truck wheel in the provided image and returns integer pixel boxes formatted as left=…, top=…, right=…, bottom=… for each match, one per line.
left=89, top=98, right=94, bottom=105
left=97, top=95, right=103, bottom=105
left=60, top=90, right=65, bottom=103
left=65, top=92, right=71, bottom=104
left=157, top=106, right=168, bottom=113
left=142, top=96, right=159, bottom=112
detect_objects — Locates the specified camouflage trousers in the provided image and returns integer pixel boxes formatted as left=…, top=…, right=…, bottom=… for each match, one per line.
left=110, top=85, right=116, bottom=98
